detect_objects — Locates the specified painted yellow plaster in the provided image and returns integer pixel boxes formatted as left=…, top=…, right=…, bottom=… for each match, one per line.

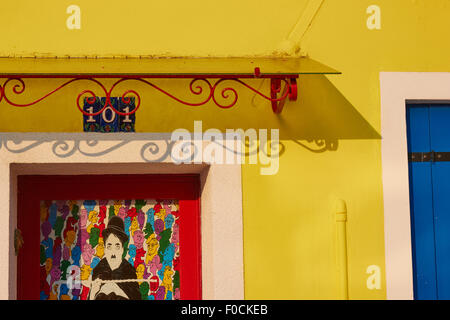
left=0, top=0, right=309, bottom=57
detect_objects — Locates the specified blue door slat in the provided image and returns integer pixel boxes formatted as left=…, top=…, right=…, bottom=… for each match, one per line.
left=407, top=106, right=433, bottom=153
left=407, top=105, right=438, bottom=299
left=428, top=106, right=450, bottom=299
left=409, top=162, right=438, bottom=299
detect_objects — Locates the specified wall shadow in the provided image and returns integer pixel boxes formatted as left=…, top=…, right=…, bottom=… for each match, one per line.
left=192, top=73, right=381, bottom=155
left=275, top=74, right=381, bottom=153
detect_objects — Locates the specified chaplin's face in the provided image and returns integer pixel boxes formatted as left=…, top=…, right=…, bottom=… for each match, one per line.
left=105, top=233, right=123, bottom=271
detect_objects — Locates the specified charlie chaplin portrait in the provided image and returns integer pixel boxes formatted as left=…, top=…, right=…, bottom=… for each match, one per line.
left=89, top=215, right=141, bottom=300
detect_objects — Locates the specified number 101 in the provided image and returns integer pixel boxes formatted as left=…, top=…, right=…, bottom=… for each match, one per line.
left=83, top=97, right=136, bottom=133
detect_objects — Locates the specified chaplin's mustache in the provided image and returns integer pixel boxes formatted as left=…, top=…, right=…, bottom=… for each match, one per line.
left=111, top=255, right=116, bottom=259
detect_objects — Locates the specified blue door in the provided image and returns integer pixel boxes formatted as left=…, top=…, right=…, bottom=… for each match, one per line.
left=407, top=104, right=450, bottom=299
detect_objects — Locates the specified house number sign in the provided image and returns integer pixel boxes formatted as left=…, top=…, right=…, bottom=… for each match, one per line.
left=83, top=97, right=136, bottom=133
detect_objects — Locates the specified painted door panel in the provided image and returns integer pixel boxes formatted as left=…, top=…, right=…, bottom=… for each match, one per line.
left=407, top=106, right=437, bottom=299
left=408, top=104, right=450, bottom=299
left=17, top=174, right=202, bottom=300
left=429, top=106, right=450, bottom=299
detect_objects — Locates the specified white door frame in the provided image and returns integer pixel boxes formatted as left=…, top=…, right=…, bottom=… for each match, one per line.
left=0, top=132, right=244, bottom=300
left=380, top=72, right=450, bottom=300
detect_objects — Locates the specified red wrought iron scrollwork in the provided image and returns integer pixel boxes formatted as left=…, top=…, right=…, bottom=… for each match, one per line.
left=0, top=70, right=298, bottom=116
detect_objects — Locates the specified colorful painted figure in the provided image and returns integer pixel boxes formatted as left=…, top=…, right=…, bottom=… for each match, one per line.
left=133, top=230, right=145, bottom=249
left=79, top=209, right=88, bottom=233
left=40, top=204, right=48, bottom=222
left=136, top=264, right=145, bottom=282
left=89, top=227, right=100, bottom=248
left=127, top=207, right=138, bottom=220
left=155, top=286, right=166, bottom=300
left=72, top=245, right=81, bottom=266
left=162, top=243, right=176, bottom=266
left=153, top=203, right=162, bottom=214
left=146, top=208, right=155, bottom=230
left=163, top=201, right=172, bottom=216
left=50, top=266, right=61, bottom=286
left=165, top=214, right=175, bottom=229
left=149, top=255, right=162, bottom=277
left=159, top=244, right=176, bottom=279
left=83, top=200, right=96, bottom=213
left=139, top=282, right=149, bottom=300
left=44, top=258, right=53, bottom=275
left=124, top=217, right=132, bottom=237
left=91, top=256, right=101, bottom=269
left=54, top=217, right=64, bottom=237
left=41, top=222, right=53, bottom=258
left=130, top=216, right=139, bottom=236
left=156, top=208, right=166, bottom=222
left=87, top=210, right=99, bottom=233
left=154, top=219, right=164, bottom=240
left=64, top=217, right=78, bottom=237
left=118, top=207, right=127, bottom=221
left=64, top=229, right=76, bottom=247
left=146, top=234, right=159, bottom=264
left=96, top=206, right=107, bottom=235
left=149, top=275, right=159, bottom=292
left=96, top=237, right=105, bottom=258
left=113, top=200, right=122, bottom=215
left=171, top=223, right=180, bottom=252
left=79, top=229, right=89, bottom=248
left=137, top=210, right=145, bottom=230
left=134, top=248, right=145, bottom=269
left=62, top=245, right=70, bottom=261
left=41, top=221, right=52, bottom=239
left=82, top=243, right=95, bottom=266
left=80, top=264, right=92, bottom=281
left=80, top=285, right=90, bottom=300
left=135, top=200, right=146, bottom=211
left=53, top=242, right=62, bottom=267
left=128, top=244, right=136, bottom=265
left=162, top=266, right=174, bottom=293
left=40, top=266, right=50, bottom=298
left=173, top=255, right=180, bottom=272
left=49, top=203, right=57, bottom=228
left=60, top=205, right=70, bottom=220
left=48, top=283, right=59, bottom=300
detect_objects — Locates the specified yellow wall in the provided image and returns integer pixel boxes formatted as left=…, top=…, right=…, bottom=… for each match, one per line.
left=1, top=0, right=450, bottom=299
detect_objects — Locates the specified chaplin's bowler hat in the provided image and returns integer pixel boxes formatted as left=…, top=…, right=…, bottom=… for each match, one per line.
left=102, top=215, right=129, bottom=245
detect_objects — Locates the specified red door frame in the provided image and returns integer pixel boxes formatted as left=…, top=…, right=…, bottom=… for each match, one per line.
left=17, top=174, right=202, bottom=300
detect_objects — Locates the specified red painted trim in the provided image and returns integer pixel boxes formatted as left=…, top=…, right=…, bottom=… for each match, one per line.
left=17, top=174, right=202, bottom=300
left=0, top=76, right=297, bottom=112
left=0, top=74, right=299, bottom=79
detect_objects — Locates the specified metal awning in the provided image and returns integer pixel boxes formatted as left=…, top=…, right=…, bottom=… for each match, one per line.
left=0, top=57, right=340, bottom=114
